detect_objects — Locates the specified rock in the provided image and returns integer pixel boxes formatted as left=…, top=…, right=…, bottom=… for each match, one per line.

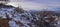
left=0, top=18, right=9, bottom=27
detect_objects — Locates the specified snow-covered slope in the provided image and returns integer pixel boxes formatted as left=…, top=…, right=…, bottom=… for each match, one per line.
left=0, top=4, right=59, bottom=27
left=0, top=4, right=40, bottom=27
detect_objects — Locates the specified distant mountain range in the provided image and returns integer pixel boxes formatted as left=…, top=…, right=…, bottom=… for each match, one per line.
left=28, top=7, right=60, bottom=13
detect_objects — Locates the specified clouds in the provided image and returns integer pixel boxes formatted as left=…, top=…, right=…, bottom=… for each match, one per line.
left=7, top=0, right=60, bottom=10
left=20, top=2, right=46, bottom=10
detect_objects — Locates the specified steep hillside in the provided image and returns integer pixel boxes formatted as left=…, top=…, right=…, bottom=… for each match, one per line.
left=0, top=4, right=59, bottom=27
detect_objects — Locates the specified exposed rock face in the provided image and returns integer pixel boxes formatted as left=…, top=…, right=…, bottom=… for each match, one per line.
left=0, top=18, right=9, bottom=27
left=0, top=4, right=59, bottom=27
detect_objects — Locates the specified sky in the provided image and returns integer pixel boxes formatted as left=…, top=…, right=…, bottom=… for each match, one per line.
left=7, top=0, right=60, bottom=10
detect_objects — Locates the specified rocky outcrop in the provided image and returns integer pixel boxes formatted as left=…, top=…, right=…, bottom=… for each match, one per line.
left=0, top=18, right=9, bottom=27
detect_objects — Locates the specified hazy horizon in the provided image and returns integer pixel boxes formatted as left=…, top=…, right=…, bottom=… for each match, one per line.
left=6, top=0, right=60, bottom=10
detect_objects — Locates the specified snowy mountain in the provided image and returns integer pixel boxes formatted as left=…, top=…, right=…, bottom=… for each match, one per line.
left=0, top=4, right=59, bottom=27
left=0, top=4, right=40, bottom=27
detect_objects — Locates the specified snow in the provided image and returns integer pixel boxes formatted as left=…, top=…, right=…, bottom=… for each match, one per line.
left=58, top=21, right=60, bottom=24
left=9, top=20, right=20, bottom=27
left=0, top=8, right=15, bottom=19
left=0, top=5, right=59, bottom=27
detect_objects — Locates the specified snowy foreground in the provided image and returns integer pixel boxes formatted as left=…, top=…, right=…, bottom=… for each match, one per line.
left=0, top=4, right=40, bottom=27
left=0, top=4, right=60, bottom=27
